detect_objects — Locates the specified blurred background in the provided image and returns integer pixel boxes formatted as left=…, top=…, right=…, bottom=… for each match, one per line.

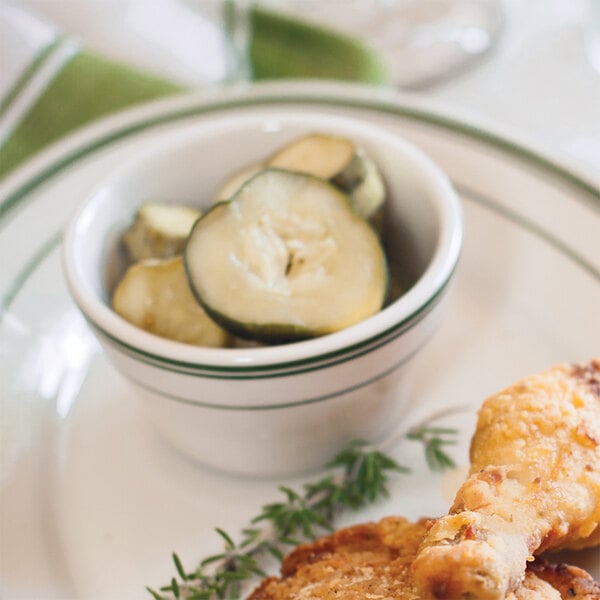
left=2, top=0, right=600, bottom=175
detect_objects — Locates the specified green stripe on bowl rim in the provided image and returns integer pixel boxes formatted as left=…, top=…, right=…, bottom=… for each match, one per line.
left=113, top=339, right=430, bottom=411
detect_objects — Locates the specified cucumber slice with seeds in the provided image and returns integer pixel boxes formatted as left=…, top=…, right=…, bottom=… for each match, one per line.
left=123, top=202, right=201, bottom=262
left=185, top=169, right=388, bottom=343
left=112, top=256, right=231, bottom=347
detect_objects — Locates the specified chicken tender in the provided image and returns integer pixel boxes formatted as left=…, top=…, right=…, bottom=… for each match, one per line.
left=411, top=360, right=600, bottom=600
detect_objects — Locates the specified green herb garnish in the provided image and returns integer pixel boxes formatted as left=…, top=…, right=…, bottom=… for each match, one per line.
left=406, top=426, right=458, bottom=471
left=148, top=425, right=458, bottom=599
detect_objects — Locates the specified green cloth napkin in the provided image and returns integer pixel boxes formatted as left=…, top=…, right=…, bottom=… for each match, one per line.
left=249, top=6, right=390, bottom=83
left=0, top=51, right=184, bottom=180
left=0, top=6, right=390, bottom=181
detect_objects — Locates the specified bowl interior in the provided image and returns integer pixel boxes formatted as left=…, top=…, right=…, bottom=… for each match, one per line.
left=65, top=109, right=461, bottom=363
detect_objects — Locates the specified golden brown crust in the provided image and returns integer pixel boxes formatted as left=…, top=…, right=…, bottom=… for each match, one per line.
left=560, top=525, right=600, bottom=552
left=248, top=517, right=428, bottom=600
left=528, top=558, right=600, bottom=599
left=411, top=360, right=600, bottom=600
left=248, top=361, right=600, bottom=599
left=515, top=571, right=561, bottom=599
left=247, top=517, right=598, bottom=599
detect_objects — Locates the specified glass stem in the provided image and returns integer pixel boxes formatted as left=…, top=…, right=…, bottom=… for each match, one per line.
left=223, top=0, right=252, bottom=82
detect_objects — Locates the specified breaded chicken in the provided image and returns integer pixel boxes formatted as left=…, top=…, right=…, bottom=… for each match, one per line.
left=248, top=517, right=599, bottom=599
left=528, top=559, right=600, bottom=599
left=249, top=517, right=428, bottom=600
left=411, top=360, right=600, bottom=600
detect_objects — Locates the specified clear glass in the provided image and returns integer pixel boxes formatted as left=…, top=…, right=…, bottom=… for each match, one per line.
left=584, top=0, right=600, bottom=74
left=196, top=0, right=505, bottom=88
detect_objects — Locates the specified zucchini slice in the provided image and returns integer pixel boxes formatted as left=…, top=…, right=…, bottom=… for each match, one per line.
left=184, top=169, right=388, bottom=343
left=347, top=150, right=386, bottom=230
left=267, top=133, right=356, bottom=181
left=123, top=202, right=201, bottom=261
left=112, top=256, right=231, bottom=347
left=266, top=133, right=387, bottom=224
left=215, top=163, right=263, bottom=201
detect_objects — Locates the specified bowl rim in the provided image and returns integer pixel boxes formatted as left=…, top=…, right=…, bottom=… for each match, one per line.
left=62, top=110, right=463, bottom=373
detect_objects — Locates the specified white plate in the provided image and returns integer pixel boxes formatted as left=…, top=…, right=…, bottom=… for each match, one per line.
left=1, top=82, right=599, bottom=599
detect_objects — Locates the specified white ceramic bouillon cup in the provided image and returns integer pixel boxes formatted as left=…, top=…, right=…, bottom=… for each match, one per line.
left=63, top=109, right=463, bottom=476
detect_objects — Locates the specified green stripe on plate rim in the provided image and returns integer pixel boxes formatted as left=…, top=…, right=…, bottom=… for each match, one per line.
left=1, top=89, right=599, bottom=224
left=118, top=340, right=429, bottom=411
left=457, top=183, right=600, bottom=281
left=84, top=276, right=450, bottom=378
left=0, top=229, right=62, bottom=315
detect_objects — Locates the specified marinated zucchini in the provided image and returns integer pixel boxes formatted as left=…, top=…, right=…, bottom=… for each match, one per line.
left=267, top=133, right=386, bottom=223
left=123, top=202, right=201, bottom=261
left=184, top=169, right=388, bottom=343
left=215, top=163, right=263, bottom=200
left=346, top=150, right=386, bottom=230
left=268, top=133, right=357, bottom=181
left=112, top=256, right=231, bottom=347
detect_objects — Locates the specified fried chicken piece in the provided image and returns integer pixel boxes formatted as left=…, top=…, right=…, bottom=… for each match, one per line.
left=528, top=558, right=600, bottom=599
left=411, top=360, right=600, bottom=600
left=248, top=517, right=598, bottom=599
left=249, top=516, right=428, bottom=600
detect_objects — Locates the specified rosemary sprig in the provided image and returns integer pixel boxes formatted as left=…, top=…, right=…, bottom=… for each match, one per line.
left=406, top=426, right=458, bottom=471
left=148, top=426, right=458, bottom=599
